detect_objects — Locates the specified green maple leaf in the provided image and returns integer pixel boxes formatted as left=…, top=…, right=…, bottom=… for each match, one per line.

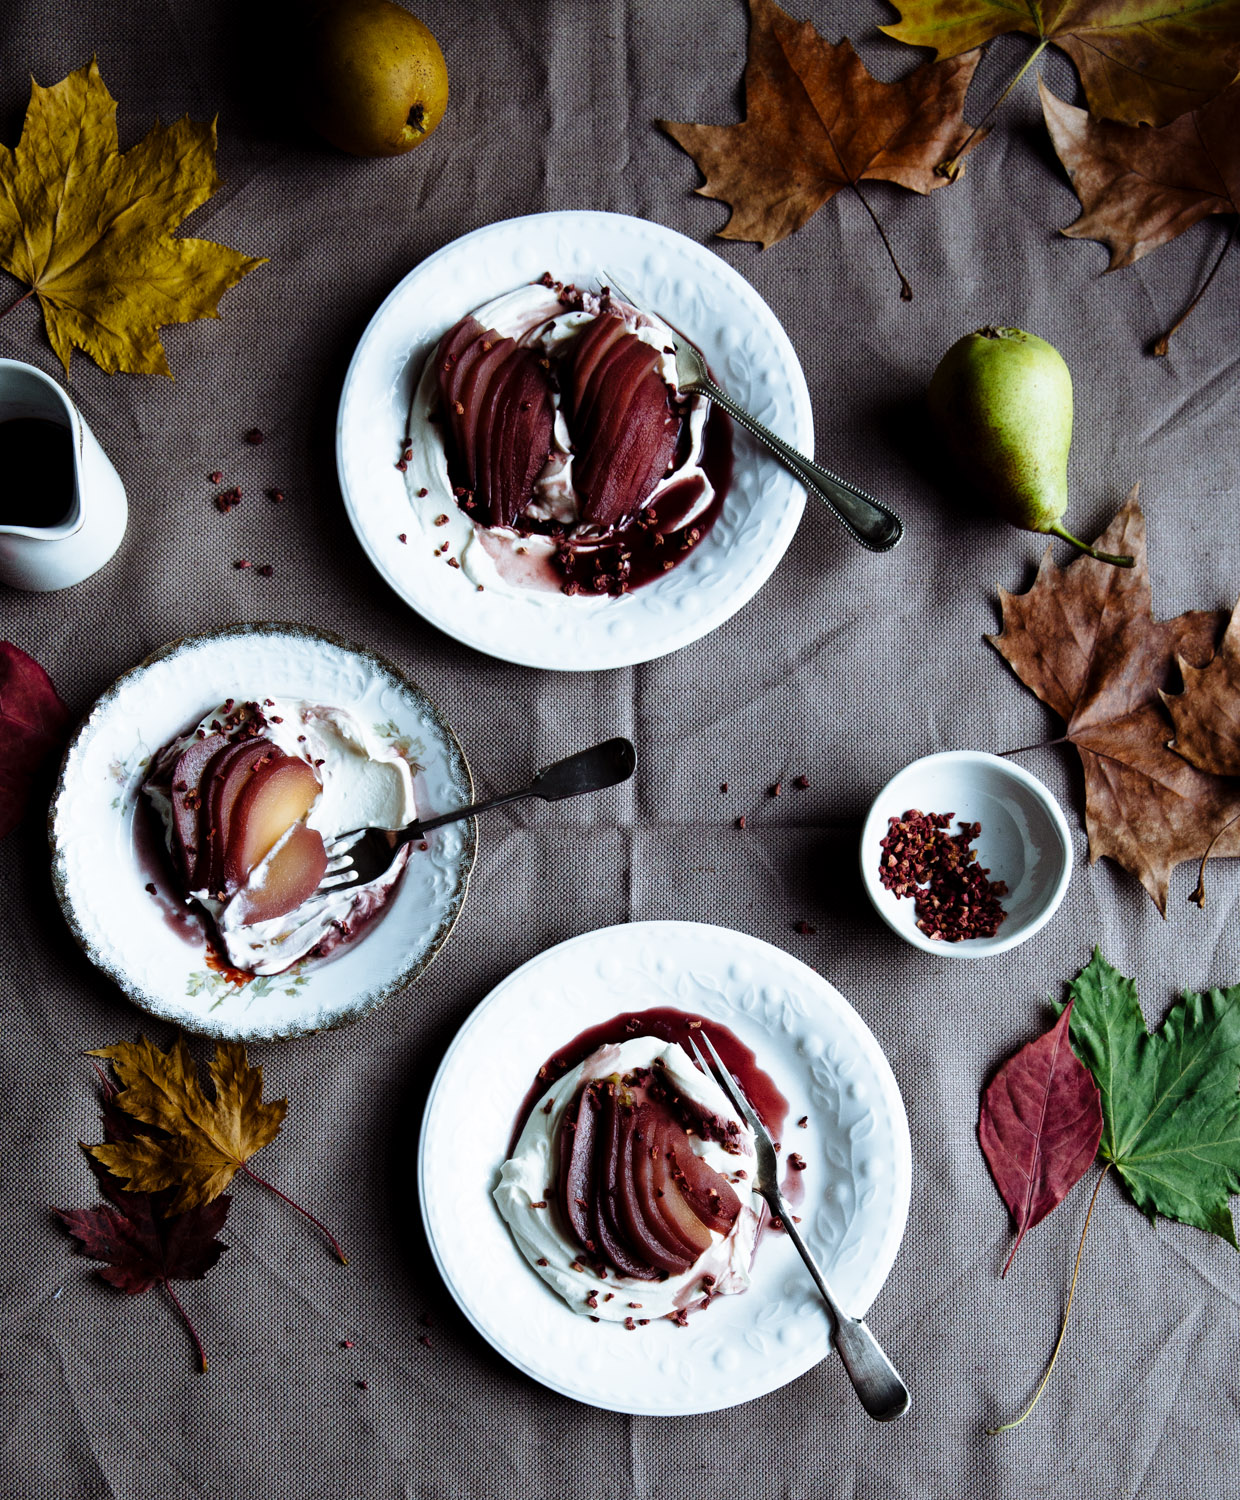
left=1065, top=949, right=1240, bottom=1244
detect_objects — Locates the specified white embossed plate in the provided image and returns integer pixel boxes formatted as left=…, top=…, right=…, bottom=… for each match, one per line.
left=419, top=921, right=911, bottom=1414
left=337, top=211, right=812, bottom=671
left=50, top=624, right=475, bottom=1041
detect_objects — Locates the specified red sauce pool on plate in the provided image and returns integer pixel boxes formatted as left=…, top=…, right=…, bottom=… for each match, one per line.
left=510, top=1004, right=787, bottom=1155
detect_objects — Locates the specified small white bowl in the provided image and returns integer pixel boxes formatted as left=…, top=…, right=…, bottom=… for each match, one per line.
left=859, top=751, right=1073, bottom=958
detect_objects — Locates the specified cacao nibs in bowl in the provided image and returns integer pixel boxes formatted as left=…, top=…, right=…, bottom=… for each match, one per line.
left=878, top=808, right=1008, bottom=942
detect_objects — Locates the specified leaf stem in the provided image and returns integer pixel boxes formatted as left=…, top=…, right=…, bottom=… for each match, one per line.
left=162, top=1277, right=207, bottom=1373
left=240, top=1163, right=348, bottom=1264
left=1190, top=808, right=1240, bottom=907
left=847, top=180, right=913, bottom=301
left=938, top=38, right=1050, bottom=179
left=999, top=737, right=1067, bottom=757
left=988, top=1161, right=1110, bottom=1434
left=1152, top=219, right=1237, bottom=357
left=0, top=284, right=35, bottom=319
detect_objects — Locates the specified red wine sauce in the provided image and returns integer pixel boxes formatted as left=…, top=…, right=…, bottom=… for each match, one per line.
left=511, top=1004, right=787, bottom=1155
left=0, top=417, right=75, bottom=527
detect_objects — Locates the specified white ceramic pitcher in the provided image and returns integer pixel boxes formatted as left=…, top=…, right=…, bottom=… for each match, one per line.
left=0, top=358, right=127, bottom=591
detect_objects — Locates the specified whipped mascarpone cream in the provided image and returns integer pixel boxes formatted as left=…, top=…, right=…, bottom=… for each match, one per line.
left=495, top=1037, right=761, bottom=1324
left=406, top=283, right=717, bottom=599
left=146, top=700, right=416, bottom=975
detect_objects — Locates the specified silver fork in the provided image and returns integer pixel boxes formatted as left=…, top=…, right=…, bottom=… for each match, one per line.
left=318, top=736, right=636, bottom=894
left=687, top=1031, right=910, bottom=1422
left=603, top=272, right=903, bottom=554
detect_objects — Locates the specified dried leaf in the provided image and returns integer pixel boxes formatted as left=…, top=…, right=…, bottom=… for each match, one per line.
left=57, top=1192, right=230, bottom=1295
left=658, top=0, right=983, bottom=288
left=882, top=0, right=1240, bottom=128
left=0, top=641, right=70, bottom=838
left=987, top=488, right=1240, bottom=912
left=1041, top=78, right=1239, bottom=352
left=0, top=60, right=266, bottom=377
left=87, top=1035, right=285, bottom=1213
left=979, top=1001, right=1102, bottom=1274
left=1066, top=950, right=1240, bottom=1242
left=1164, top=597, right=1240, bottom=776
left=1041, top=78, right=1240, bottom=271
left=56, top=1077, right=230, bottom=1371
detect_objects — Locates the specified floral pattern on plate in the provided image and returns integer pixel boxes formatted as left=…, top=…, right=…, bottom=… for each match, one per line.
left=50, top=624, right=475, bottom=1041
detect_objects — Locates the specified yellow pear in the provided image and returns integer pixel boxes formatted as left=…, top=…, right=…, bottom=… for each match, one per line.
left=309, top=0, right=448, bottom=158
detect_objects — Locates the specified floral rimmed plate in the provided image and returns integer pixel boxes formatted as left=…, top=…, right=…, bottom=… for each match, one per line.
left=49, top=624, right=475, bottom=1042
left=336, top=210, right=813, bottom=672
left=419, top=922, right=911, bottom=1415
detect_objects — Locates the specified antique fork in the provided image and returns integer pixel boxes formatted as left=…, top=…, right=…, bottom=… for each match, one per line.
left=602, top=272, right=903, bottom=553
left=318, top=737, right=636, bottom=893
left=686, top=1031, right=910, bottom=1422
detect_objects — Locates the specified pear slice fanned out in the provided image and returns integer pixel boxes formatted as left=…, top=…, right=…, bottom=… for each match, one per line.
left=568, top=317, right=680, bottom=528
left=434, top=315, right=555, bottom=528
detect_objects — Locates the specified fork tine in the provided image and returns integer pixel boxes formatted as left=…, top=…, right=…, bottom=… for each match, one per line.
left=325, top=828, right=365, bottom=858
left=317, top=869, right=359, bottom=892
left=600, top=269, right=641, bottom=310
left=683, top=1032, right=761, bottom=1134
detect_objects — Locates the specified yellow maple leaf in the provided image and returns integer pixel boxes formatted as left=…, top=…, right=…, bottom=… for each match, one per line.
left=87, top=1035, right=286, bottom=1213
left=0, top=59, right=265, bottom=376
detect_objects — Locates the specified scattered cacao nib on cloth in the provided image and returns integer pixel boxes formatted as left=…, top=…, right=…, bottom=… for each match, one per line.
left=987, top=489, right=1240, bottom=913
left=0, top=641, right=70, bottom=838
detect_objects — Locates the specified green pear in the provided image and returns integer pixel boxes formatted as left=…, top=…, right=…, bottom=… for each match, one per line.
left=928, top=326, right=1133, bottom=568
left=308, top=0, right=448, bottom=158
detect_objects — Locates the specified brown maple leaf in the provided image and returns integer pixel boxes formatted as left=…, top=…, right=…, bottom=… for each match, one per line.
left=658, top=0, right=985, bottom=296
left=987, top=489, right=1240, bottom=913
left=86, top=1035, right=346, bottom=1261
left=57, top=1075, right=231, bottom=1371
left=1041, top=78, right=1239, bottom=355
left=87, top=1035, right=285, bottom=1212
left=1164, top=597, right=1240, bottom=777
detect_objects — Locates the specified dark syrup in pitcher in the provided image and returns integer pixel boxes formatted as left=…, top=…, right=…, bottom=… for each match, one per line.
left=0, top=417, right=75, bottom=528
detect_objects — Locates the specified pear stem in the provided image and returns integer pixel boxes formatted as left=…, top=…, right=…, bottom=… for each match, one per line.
left=988, top=1162, right=1110, bottom=1435
left=1048, top=523, right=1134, bottom=569
left=937, top=38, right=1049, bottom=179
left=1152, top=219, right=1237, bottom=357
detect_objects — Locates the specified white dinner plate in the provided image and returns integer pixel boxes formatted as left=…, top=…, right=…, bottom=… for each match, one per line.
left=336, top=210, right=812, bottom=671
left=419, top=921, right=911, bottom=1415
left=49, top=624, right=474, bottom=1041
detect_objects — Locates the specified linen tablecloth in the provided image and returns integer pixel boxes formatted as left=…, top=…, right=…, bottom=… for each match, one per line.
left=3, top=2, right=1238, bottom=1495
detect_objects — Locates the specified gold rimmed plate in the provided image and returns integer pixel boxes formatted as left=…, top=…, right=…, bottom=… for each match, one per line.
left=49, top=623, right=475, bottom=1042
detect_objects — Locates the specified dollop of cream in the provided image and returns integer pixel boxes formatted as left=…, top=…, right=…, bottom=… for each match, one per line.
left=146, top=700, right=416, bottom=975
left=494, top=1036, right=761, bottom=1324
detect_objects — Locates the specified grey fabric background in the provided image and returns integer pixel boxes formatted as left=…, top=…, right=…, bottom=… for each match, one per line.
left=2, top=1, right=1238, bottom=1496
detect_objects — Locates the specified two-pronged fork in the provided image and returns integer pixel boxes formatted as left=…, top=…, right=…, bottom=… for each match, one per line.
left=686, top=1030, right=910, bottom=1422
left=603, top=272, right=903, bottom=554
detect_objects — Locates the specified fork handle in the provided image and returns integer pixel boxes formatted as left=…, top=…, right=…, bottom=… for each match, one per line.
left=775, top=1202, right=911, bottom=1421
left=689, top=377, right=903, bottom=553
